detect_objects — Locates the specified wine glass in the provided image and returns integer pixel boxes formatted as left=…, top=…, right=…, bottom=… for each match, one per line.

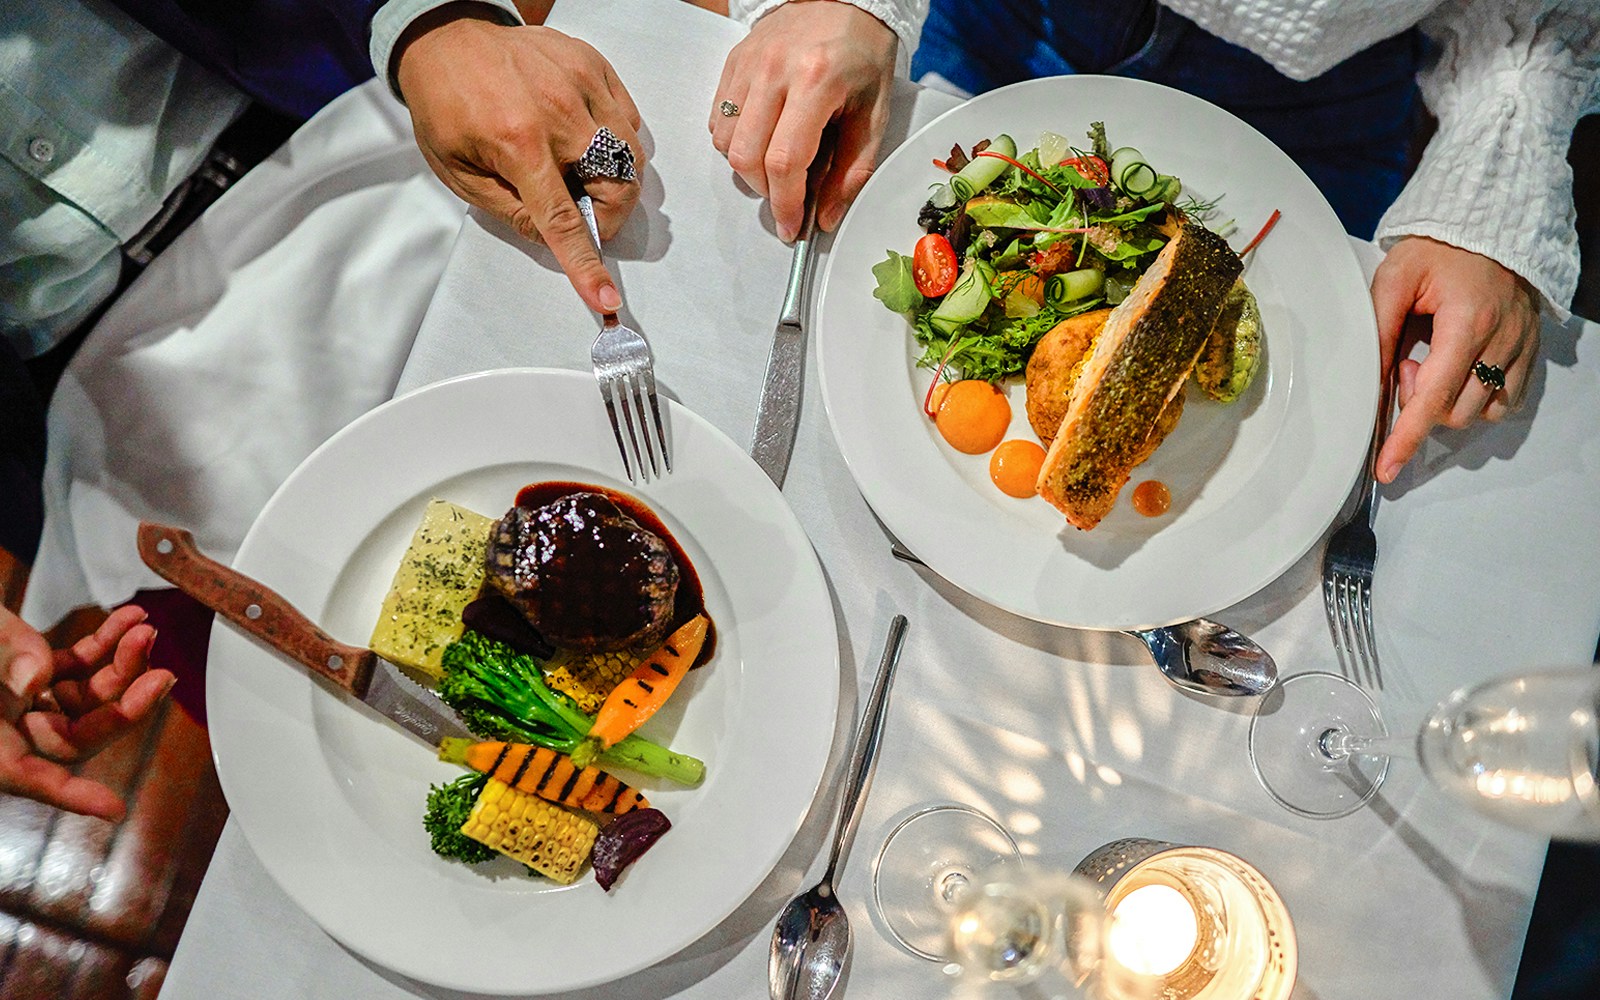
left=1248, top=667, right=1600, bottom=838
left=872, top=804, right=1026, bottom=963
left=871, top=805, right=1160, bottom=998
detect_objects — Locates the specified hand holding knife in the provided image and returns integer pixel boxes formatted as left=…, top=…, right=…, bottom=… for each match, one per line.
left=750, top=140, right=831, bottom=489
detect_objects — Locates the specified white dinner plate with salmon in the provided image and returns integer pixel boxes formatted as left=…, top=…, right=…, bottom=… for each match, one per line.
left=204, top=369, right=839, bottom=994
left=816, top=76, right=1378, bottom=630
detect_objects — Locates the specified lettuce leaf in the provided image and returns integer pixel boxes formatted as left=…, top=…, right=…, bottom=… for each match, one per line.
left=871, top=251, right=923, bottom=313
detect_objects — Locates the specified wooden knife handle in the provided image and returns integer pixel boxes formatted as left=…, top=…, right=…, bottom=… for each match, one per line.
left=137, top=522, right=375, bottom=695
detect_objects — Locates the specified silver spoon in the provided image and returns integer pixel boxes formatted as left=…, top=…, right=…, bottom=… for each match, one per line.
left=769, top=614, right=909, bottom=1000
left=1126, top=618, right=1277, bottom=696
left=886, top=540, right=1274, bottom=697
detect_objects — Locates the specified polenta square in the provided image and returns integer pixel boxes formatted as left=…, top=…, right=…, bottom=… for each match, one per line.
left=368, top=499, right=493, bottom=678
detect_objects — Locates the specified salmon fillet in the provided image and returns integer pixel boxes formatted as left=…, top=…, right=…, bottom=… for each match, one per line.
left=1036, top=222, right=1242, bottom=529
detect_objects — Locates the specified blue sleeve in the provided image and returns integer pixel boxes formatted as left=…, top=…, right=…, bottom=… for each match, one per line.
left=103, top=0, right=384, bottom=119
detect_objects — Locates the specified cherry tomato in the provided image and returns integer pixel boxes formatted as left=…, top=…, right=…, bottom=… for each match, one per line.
left=1063, top=155, right=1109, bottom=184
left=912, top=233, right=958, bottom=298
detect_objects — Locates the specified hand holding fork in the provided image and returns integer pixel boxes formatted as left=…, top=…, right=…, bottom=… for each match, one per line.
left=577, top=194, right=670, bottom=483
left=1322, top=364, right=1397, bottom=688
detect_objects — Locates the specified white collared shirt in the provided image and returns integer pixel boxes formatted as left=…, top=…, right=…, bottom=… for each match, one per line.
left=0, top=0, right=246, bottom=357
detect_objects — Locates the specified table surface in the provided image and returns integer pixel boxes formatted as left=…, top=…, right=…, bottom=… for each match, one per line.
left=156, top=2, right=1600, bottom=998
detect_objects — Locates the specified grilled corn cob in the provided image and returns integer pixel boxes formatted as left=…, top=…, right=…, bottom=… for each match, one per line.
left=542, top=648, right=646, bottom=714
left=459, top=778, right=599, bottom=884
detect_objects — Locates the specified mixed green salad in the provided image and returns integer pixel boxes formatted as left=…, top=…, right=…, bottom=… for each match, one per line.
left=872, top=123, right=1219, bottom=386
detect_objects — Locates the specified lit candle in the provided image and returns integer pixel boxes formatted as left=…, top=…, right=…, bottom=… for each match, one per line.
left=1107, top=883, right=1200, bottom=977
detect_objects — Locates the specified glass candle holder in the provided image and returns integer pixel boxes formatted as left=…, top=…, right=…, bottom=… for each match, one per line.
left=1075, top=839, right=1296, bottom=1000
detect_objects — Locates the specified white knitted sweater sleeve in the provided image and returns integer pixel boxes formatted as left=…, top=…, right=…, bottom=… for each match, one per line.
left=727, top=0, right=929, bottom=75
left=1373, top=0, right=1600, bottom=318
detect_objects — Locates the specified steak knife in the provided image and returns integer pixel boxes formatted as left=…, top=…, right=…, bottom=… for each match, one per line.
left=137, top=522, right=471, bottom=747
left=750, top=190, right=821, bottom=489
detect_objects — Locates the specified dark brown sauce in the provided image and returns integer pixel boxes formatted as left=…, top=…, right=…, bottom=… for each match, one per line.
left=514, top=481, right=715, bottom=666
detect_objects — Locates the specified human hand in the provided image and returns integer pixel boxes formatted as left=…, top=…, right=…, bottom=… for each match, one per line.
left=1370, top=236, right=1540, bottom=483
left=0, top=605, right=173, bottom=821
left=395, top=7, right=645, bottom=312
left=710, top=0, right=897, bottom=240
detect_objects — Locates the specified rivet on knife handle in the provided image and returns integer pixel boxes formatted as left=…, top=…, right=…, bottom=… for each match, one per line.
left=136, top=522, right=376, bottom=695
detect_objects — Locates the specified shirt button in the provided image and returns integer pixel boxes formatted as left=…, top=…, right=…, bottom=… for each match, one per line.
left=27, top=137, right=55, bottom=163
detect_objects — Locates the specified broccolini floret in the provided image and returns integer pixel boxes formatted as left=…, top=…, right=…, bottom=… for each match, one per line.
left=422, top=772, right=495, bottom=864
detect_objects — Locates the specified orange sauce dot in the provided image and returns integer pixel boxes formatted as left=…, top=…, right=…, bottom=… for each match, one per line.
left=935, top=380, right=1011, bottom=455
left=989, top=439, right=1046, bottom=497
left=927, top=381, right=951, bottom=414
left=1131, top=479, right=1172, bottom=517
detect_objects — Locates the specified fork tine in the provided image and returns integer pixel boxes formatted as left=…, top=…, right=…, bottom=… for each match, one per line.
left=614, top=376, right=649, bottom=483
left=640, top=368, right=670, bottom=473
left=1336, top=575, right=1362, bottom=678
left=628, top=375, right=660, bottom=479
left=1322, top=573, right=1351, bottom=680
left=1356, top=579, right=1382, bottom=689
left=600, top=378, right=635, bottom=484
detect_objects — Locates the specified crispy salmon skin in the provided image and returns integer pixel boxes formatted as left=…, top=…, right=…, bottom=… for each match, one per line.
left=1036, top=222, right=1242, bottom=529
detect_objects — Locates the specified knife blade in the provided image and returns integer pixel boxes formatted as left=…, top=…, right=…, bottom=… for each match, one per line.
left=136, top=522, right=471, bottom=747
left=750, top=191, right=821, bottom=489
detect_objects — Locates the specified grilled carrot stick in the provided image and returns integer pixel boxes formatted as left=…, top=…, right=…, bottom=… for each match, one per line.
left=437, top=738, right=648, bottom=815
left=587, top=615, right=709, bottom=751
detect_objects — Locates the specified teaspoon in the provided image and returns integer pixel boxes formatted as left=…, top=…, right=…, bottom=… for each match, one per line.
left=769, top=614, right=909, bottom=1000
left=1127, top=618, right=1277, bottom=696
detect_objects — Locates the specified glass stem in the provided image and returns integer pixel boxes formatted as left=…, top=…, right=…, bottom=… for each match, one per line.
left=1319, top=727, right=1415, bottom=761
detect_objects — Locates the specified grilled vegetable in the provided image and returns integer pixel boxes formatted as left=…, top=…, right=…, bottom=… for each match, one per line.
left=592, top=808, right=672, bottom=892
left=543, top=647, right=645, bottom=714
left=438, top=630, right=706, bottom=786
left=422, top=772, right=495, bottom=865
left=438, top=738, right=649, bottom=814
left=577, top=615, right=709, bottom=764
left=459, top=778, right=599, bottom=884
left=1193, top=278, right=1263, bottom=403
left=368, top=499, right=494, bottom=678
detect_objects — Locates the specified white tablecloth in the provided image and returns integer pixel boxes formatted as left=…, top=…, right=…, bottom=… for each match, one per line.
left=32, top=2, right=1586, bottom=999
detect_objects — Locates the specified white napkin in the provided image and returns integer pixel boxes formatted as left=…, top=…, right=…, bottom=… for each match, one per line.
left=22, top=83, right=466, bottom=629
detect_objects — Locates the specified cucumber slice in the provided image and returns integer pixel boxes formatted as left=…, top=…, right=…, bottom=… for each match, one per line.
left=1110, top=146, right=1157, bottom=197
left=929, top=259, right=992, bottom=333
left=1045, top=268, right=1104, bottom=305
left=949, top=134, right=1018, bottom=201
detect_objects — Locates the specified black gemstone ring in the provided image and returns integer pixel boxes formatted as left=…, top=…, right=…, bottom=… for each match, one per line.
left=573, top=127, right=637, bottom=183
left=1472, top=360, right=1507, bottom=392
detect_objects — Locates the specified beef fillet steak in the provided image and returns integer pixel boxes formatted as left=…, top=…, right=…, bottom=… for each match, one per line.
left=485, top=492, right=679, bottom=652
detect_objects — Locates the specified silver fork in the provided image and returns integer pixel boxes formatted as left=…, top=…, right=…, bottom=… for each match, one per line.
left=1322, top=367, right=1395, bottom=689
left=577, top=195, right=669, bottom=483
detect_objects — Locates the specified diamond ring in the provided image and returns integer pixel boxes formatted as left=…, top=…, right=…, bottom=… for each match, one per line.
left=572, top=126, right=637, bottom=183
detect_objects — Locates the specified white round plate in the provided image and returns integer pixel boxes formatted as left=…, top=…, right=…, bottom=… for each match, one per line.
left=817, top=76, right=1377, bottom=630
left=206, top=368, right=839, bottom=994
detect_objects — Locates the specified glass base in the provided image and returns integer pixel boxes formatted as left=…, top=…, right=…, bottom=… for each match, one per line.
left=872, top=805, right=1023, bottom=960
left=1249, top=672, right=1390, bottom=819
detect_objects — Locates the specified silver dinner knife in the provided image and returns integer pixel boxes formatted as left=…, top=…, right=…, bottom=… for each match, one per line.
left=750, top=195, right=820, bottom=489
left=137, top=522, right=471, bottom=747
